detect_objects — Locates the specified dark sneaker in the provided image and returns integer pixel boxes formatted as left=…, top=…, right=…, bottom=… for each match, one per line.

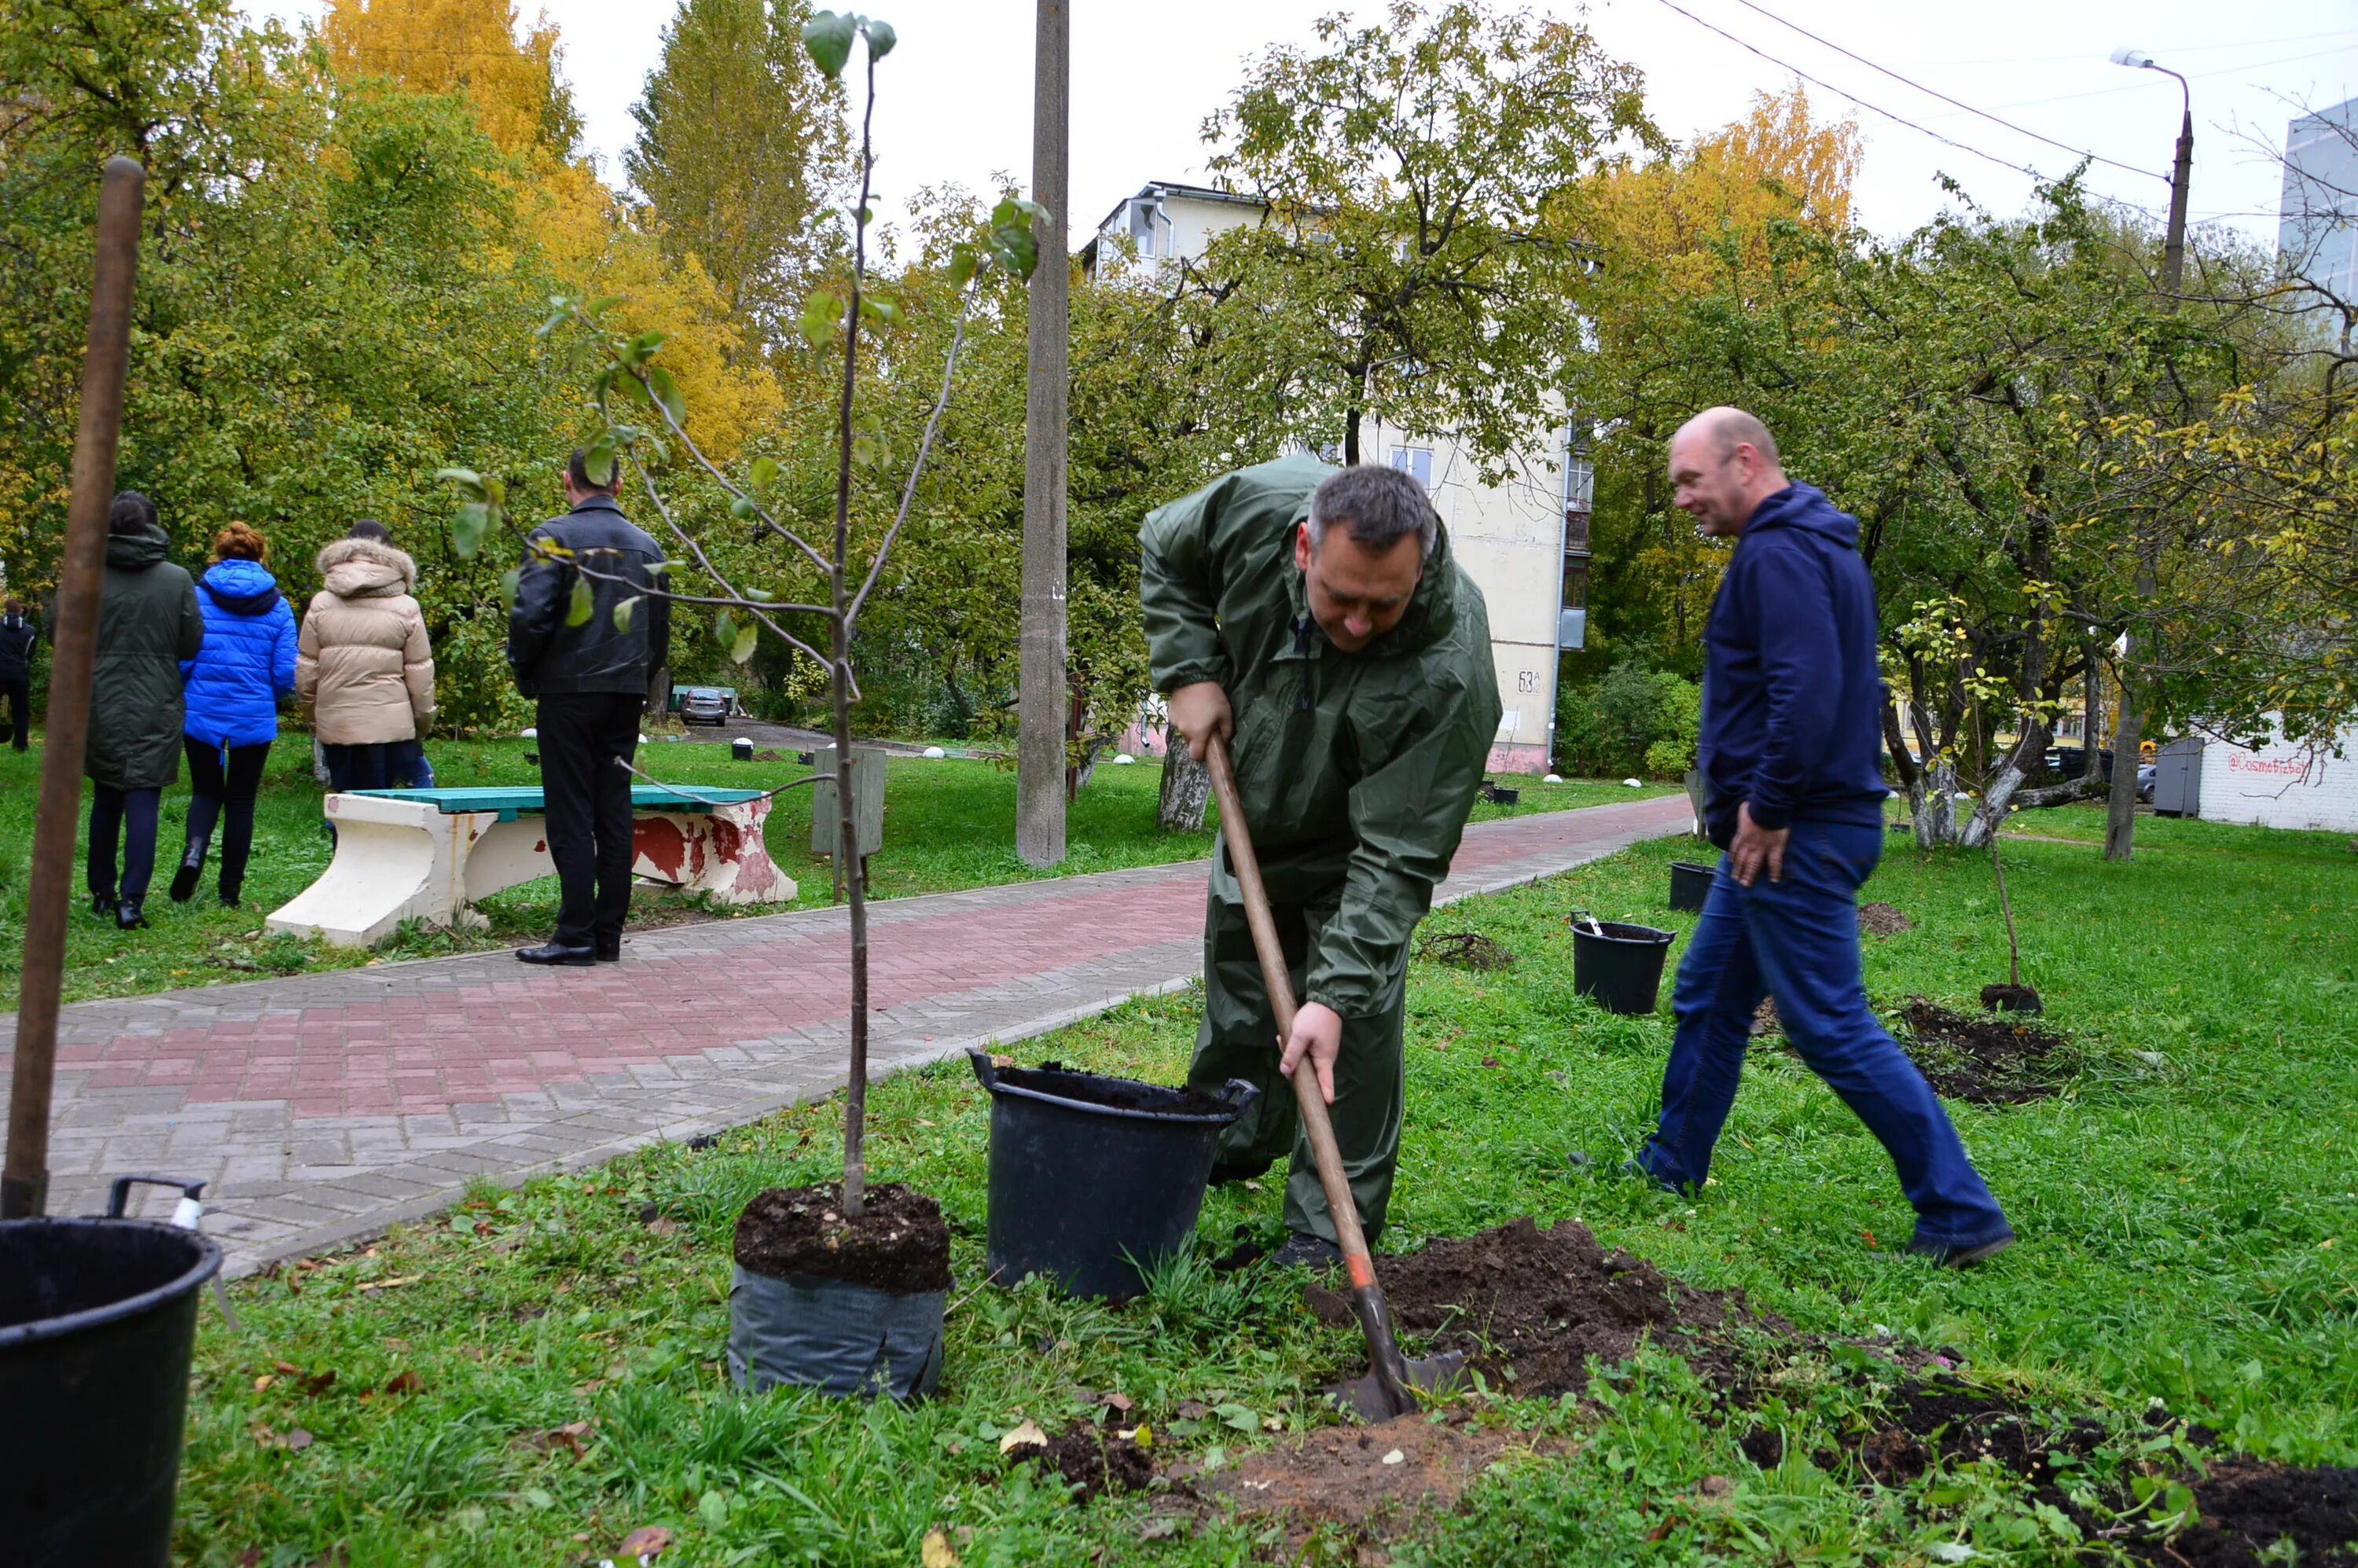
left=516, top=941, right=597, bottom=966
left=1905, top=1230, right=2016, bottom=1269
left=1271, top=1232, right=1343, bottom=1271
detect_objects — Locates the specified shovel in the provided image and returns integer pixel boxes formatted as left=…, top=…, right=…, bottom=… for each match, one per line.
left=1203, top=735, right=1464, bottom=1422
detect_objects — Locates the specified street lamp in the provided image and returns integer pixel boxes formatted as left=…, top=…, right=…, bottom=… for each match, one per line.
left=2109, top=46, right=2193, bottom=297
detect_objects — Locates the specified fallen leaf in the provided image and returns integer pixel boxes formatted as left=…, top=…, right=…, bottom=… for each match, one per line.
left=284, top=1428, right=314, bottom=1452
left=1176, top=1401, right=1209, bottom=1419
left=237, top=1548, right=264, bottom=1567
left=299, top=1369, right=336, bottom=1397
left=1101, top=1391, right=1134, bottom=1412
left=382, top=1371, right=422, bottom=1396
left=916, top=1118, right=937, bottom=1129
left=355, top=1275, right=420, bottom=1293
left=1381, top=1448, right=1405, bottom=1465
left=1480, top=1056, right=1502, bottom=1069
left=618, top=1524, right=670, bottom=1558
left=1698, top=1474, right=1732, bottom=1499
left=999, top=1419, right=1049, bottom=1455
left=921, top=1528, right=961, bottom=1568
left=274, top=1359, right=300, bottom=1375
left=645, top=1217, right=680, bottom=1237
left=254, top=1374, right=276, bottom=1393
left=1860, top=1229, right=1879, bottom=1250
left=1138, top=1517, right=1185, bottom=1541
left=523, top=1420, right=593, bottom=1458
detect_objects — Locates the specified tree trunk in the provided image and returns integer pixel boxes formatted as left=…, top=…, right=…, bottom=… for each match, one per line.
left=1159, top=748, right=1211, bottom=832
left=2080, top=645, right=2105, bottom=782
left=1957, top=718, right=2050, bottom=849
left=1913, top=758, right=1958, bottom=850
left=2104, top=662, right=2142, bottom=861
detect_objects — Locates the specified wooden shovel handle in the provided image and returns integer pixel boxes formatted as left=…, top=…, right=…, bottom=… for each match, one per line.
left=1203, top=736, right=1374, bottom=1286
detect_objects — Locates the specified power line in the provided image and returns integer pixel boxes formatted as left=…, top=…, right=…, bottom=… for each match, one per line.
left=1958, top=46, right=2358, bottom=116
left=1726, top=0, right=2164, bottom=183
left=1644, top=0, right=2070, bottom=185
left=1937, top=29, right=2358, bottom=68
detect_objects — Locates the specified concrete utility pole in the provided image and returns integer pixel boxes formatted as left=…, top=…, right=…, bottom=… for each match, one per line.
left=1016, top=0, right=1070, bottom=868
left=2101, top=48, right=2193, bottom=862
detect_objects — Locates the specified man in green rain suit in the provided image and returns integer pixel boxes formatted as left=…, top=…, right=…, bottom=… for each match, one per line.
left=1140, top=457, right=1502, bottom=1267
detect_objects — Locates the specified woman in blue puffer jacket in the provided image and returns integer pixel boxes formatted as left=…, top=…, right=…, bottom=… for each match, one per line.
left=174, top=521, right=297, bottom=906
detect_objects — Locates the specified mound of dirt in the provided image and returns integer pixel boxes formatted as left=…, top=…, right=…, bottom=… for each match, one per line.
left=1312, top=1217, right=1767, bottom=1398
left=1833, top=1379, right=2107, bottom=1488
left=733, top=1183, right=951, bottom=1294
left=1183, top=1416, right=1526, bottom=1535
left=1005, top=1423, right=1154, bottom=1502
left=2141, top=1463, right=2358, bottom=1567
left=1418, top=931, right=1516, bottom=971
left=1859, top=902, right=1914, bottom=937
left=1897, top=1000, right=2068, bottom=1104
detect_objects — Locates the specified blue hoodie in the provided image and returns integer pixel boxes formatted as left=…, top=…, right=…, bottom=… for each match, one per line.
left=1697, top=483, right=1890, bottom=848
left=182, top=557, right=298, bottom=749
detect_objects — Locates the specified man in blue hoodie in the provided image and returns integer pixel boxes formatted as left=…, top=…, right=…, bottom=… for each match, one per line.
left=1632, top=407, right=2015, bottom=1267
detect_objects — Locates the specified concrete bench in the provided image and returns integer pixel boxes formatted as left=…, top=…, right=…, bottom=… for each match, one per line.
left=266, top=785, right=796, bottom=947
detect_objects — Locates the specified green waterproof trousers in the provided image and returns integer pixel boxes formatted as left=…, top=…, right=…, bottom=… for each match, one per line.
left=1185, top=887, right=1408, bottom=1245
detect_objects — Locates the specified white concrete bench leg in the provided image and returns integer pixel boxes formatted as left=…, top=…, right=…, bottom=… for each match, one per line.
left=631, top=798, right=796, bottom=905
left=266, top=795, right=492, bottom=947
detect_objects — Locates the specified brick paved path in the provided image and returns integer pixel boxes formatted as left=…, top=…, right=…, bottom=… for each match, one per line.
left=1, top=794, right=1691, bottom=1272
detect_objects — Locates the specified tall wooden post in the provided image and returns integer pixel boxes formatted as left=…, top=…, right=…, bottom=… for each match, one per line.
left=4, top=157, right=146, bottom=1219
left=1016, top=0, right=1069, bottom=868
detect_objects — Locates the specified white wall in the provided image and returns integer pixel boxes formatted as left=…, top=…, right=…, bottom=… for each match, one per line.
left=2196, top=722, right=2358, bottom=834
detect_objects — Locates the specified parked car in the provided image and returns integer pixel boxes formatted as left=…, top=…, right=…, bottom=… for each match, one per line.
left=679, top=688, right=732, bottom=726
left=2137, top=762, right=2156, bottom=802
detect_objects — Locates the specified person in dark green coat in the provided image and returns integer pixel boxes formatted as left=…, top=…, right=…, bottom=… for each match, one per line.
left=86, top=492, right=204, bottom=929
left=1141, top=457, right=1502, bottom=1266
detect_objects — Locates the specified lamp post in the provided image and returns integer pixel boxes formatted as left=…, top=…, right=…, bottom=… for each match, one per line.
left=2097, top=47, right=2192, bottom=861
left=2109, top=47, right=2193, bottom=299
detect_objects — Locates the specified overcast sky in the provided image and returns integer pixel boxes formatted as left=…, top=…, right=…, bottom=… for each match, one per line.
left=250, top=0, right=2356, bottom=255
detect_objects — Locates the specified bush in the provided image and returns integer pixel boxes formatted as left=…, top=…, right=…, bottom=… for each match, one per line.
left=1555, top=659, right=1699, bottom=779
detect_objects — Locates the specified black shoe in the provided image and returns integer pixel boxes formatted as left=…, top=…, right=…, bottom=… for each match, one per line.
left=1904, top=1229, right=2016, bottom=1269
left=90, top=890, right=117, bottom=921
left=115, top=901, right=149, bottom=931
left=169, top=852, right=204, bottom=903
left=1271, top=1232, right=1343, bottom=1271
left=516, top=941, right=597, bottom=966
left=1208, top=1156, right=1274, bottom=1187
left=219, top=891, right=242, bottom=909
left=595, top=938, right=621, bottom=962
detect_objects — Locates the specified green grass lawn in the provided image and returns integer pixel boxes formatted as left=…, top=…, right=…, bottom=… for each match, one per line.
left=167, top=815, right=2356, bottom=1566
left=0, top=731, right=1663, bottom=1010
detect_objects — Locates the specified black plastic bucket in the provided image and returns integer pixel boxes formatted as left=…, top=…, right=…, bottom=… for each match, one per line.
left=1668, top=861, right=1715, bottom=912
left=1, top=1214, right=221, bottom=1566
left=971, top=1052, right=1256, bottom=1300
left=1570, top=910, right=1676, bottom=1015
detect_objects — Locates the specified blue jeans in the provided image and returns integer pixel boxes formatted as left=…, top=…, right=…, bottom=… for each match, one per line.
left=1637, top=819, right=2012, bottom=1250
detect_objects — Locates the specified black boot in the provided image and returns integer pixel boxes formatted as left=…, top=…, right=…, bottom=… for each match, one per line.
left=116, top=900, right=149, bottom=931
left=90, top=890, right=116, bottom=921
left=170, top=844, right=205, bottom=902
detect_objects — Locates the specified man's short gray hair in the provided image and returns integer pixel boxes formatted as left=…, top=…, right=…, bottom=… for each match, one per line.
left=1305, top=464, right=1438, bottom=557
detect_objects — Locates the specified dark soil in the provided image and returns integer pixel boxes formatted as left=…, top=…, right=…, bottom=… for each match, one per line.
left=1005, top=1423, right=1155, bottom=1502
left=2137, top=1463, right=2358, bottom=1566
left=1859, top=902, right=1914, bottom=936
left=1897, top=999, right=2068, bottom=1104
left=733, top=1183, right=951, bottom=1294
left=1980, top=982, right=2044, bottom=1014
left=994, top=1059, right=1233, bottom=1118
left=1419, top=931, right=1517, bottom=971
left=1835, top=1379, right=2108, bottom=1488
left=1311, top=1217, right=1768, bottom=1398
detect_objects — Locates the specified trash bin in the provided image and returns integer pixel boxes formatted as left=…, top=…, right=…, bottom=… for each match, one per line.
left=1570, top=912, right=1675, bottom=1016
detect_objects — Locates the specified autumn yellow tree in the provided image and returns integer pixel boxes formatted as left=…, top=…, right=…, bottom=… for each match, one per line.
left=322, top=0, right=781, bottom=459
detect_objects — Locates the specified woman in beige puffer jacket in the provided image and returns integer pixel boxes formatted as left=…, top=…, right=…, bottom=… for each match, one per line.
left=296, top=525, right=435, bottom=791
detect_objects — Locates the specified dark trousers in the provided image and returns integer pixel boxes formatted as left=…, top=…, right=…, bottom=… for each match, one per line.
left=1637, top=820, right=2013, bottom=1250
left=182, top=737, right=272, bottom=902
left=0, top=678, right=28, bottom=749
left=88, top=784, right=162, bottom=909
left=537, top=692, right=643, bottom=948
left=1186, top=882, right=1409, bottom=1245
left=322, top=740, right=432, bottom=793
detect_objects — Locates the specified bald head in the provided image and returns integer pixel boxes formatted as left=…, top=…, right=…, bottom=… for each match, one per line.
left=1669, top=406, right=1789, bottom=538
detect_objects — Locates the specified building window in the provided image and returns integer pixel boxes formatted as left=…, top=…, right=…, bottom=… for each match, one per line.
left=1390, top=446, right=1432, bottom=487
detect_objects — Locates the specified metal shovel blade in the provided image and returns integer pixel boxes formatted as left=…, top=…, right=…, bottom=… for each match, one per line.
left=1326, top=1348, right=1469, bottom=1423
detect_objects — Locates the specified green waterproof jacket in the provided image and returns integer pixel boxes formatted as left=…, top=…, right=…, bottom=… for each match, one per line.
left=87, top=521, right=204, bottom=791
left=1140, top=454, right=1503, bottom=1018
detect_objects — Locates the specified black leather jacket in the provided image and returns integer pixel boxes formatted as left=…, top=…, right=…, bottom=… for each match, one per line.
left=507, top=496, right=672, bottom=699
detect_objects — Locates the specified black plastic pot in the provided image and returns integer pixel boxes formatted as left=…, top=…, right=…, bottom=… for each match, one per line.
left=1570, top=910, right=1676, bottom=1016
left=728, top=1268, right=946, bottom=1401
left=2, top=1191, right=222, bottom=1566
left=1668, top=861, right=1715, bottom=913
left=970, top=1052, right=1257, bottom=1301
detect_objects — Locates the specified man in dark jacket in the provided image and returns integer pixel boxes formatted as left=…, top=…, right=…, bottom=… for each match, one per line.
left=0, top=596, right=36, bottom=751
left=507, top=450, right=672, bottom=964
left=1144, top=458, right=1502, bottom=1266
left=1631, top=408, right=2014, bottom=1265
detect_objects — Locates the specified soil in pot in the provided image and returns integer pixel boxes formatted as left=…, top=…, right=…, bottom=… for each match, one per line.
left=735, top=1183, right=951, bottom=1294
left=1895, top=1000, right=2068, bottom=1104
left=1304, top=1216, right=1776, bottom=1399
left=994, top=1059, right=1233, bottom=1117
